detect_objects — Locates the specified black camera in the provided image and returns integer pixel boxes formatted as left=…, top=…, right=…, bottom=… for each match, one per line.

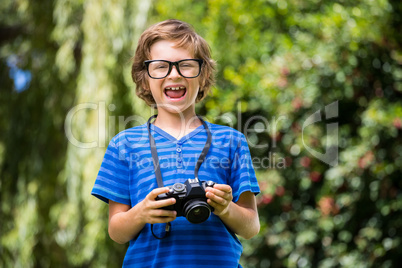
left=156, top=178, right=216, bottom=224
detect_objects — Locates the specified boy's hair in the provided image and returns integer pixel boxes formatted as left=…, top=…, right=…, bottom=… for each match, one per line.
left=131, top=19, right=216, bottom=106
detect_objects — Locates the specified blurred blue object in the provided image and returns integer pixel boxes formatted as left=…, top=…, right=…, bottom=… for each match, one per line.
left=7, top=55, right=32, bottom=92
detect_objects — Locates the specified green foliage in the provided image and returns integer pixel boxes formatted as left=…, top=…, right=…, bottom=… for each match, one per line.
left=151, top=0, right=402, bottom=267
left=1, top=0, right=149, bottom=267
left=1, top=0, right=401, bottom=267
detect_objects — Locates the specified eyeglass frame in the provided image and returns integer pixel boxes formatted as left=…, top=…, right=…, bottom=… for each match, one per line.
left=143, top=59, right=203, bottom=79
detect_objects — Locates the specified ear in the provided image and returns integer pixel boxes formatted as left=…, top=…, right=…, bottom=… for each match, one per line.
left=199, top=77, right=206, bottom=90
left=196, top=88, right=204, bottom=103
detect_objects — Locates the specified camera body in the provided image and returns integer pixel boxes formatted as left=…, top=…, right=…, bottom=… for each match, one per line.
left=156, top=178, right=216, bottom=224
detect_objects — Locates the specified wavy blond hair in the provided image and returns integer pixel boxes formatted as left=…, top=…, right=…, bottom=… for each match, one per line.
left=131, top=19, right=216, bottom=106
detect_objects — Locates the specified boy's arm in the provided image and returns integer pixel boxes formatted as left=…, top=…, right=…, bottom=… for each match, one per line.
left=205, top=184, right=260, bottom=240
left=108, top=187, right=177, bottom=244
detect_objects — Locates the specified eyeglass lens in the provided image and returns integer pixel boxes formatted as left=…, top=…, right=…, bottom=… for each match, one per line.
left=147, top=60, right=200, bottom=78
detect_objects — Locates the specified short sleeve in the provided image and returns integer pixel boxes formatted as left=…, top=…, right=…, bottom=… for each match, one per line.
left=229, top=134, right=260, bottom=203
left=91, top=137, right=131, bottom=205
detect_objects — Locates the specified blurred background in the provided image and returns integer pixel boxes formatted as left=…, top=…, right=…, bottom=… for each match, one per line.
left=1, top=0, right=401, bottom=267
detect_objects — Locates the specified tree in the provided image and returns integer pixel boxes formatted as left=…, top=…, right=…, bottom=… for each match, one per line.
left=1, top=0, right=401, bottom=267
left=151, top=0, right=402, bottom=267
left=1, top=0, right=150, bottom=266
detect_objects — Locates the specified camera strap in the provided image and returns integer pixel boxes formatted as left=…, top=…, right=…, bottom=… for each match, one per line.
left=147, top=114, right=212, bottom=239
left=148, top=114, right=164, bottom=188
left=147, top=114, right=212, bottom=187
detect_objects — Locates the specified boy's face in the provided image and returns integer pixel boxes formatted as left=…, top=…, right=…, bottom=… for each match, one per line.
left=146, top=40, right=200, bottom=116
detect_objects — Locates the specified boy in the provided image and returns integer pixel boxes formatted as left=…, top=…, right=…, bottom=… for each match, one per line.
left=92, top=19, right=260, bottom=267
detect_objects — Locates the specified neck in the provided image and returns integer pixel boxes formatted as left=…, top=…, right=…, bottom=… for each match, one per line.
left=153, top=109, right=202, bottom=139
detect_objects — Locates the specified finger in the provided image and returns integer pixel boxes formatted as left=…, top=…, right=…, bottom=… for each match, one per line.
left=149, top=216, right=177, bottom=224
left=148, top=187, right=170, bottom=199
left=152, top=197, right=176, bottom=209
left=207, top=199, right=224, bottom=211
left=206, top=188, right=232, bottom=201
left=206, top=191, right=227, bottom=205
left=151, top=208, right=177, bottom=218
left=207, top=198, right=232, bottom=216
left=213, top=184, right=232, bottom=193
left=159, top=216, right=176, bottom=223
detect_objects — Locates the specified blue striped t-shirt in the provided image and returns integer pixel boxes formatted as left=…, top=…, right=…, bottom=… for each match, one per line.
left=92, top=120, right=260, bottom=268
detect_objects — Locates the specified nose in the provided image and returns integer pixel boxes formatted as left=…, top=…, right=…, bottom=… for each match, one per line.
left=167, top=65, right=181, bottom=79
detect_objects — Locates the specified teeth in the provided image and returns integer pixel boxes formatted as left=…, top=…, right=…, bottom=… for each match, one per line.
left=166, top=87, right=185, bottom=91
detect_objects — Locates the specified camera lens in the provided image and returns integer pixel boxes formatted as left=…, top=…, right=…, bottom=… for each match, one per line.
left=183, top=199, right=211, bottom=224
left=193, top=208, right=202, bottom=215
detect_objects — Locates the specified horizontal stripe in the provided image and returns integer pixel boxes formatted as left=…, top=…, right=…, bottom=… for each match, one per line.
left=91, top=121, right=258, bottom=268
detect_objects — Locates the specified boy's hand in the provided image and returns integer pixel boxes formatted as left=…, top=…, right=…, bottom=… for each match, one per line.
left=205, top=184, right=233, bottom=216
left=138, top=187, right=177, bottom=224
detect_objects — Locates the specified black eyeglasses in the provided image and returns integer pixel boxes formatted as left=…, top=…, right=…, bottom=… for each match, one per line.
left=144, top=59, right=203, bottom=79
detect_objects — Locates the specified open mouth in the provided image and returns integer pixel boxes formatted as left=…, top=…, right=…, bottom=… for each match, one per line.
left=164, top=86, right=187, bottom=99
